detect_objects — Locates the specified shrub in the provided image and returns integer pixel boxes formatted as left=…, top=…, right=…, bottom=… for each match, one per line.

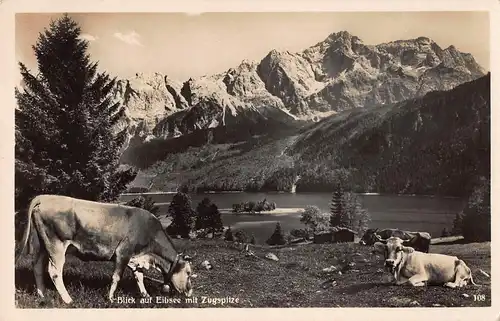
left=234, top=230, right=250, bottom=243
left=232, top=203, right=243, bottom=213
left=290, top=228, right=310, bottom=239
left=300, top=205, right=330, bottom=233
left=246, top=201, right=256, bottom=212
left=224, top=226, right=234, bottom=241
left=125, top=195, right=159, bottom=217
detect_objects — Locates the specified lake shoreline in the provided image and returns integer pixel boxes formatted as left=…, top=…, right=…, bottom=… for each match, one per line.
left=121, top=191, right=463, bottom=199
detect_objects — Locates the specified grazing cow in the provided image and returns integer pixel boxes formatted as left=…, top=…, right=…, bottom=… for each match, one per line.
left=15, top=195, right=194, bottom=304
left=359, top=228, right=432, bottom=252
left=373, top=237, right=477, bottom=288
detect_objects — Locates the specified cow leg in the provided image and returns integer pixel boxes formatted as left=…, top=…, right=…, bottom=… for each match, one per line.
left=109, top=257, right=129, bottom=302
left=33, top=247, right=48, bottom=299
left=408, top=274, right=428, bottom=287
left=127, top=262, right=150, bottom=298
left=133, top=270, right=150, bottom=298
left=395, top=276, right=409, bottom=285
left=47, top=243, right=72, bottom=304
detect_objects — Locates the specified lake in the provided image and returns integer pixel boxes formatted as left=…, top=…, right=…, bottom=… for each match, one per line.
left=119, top=192, right=466, bottom=244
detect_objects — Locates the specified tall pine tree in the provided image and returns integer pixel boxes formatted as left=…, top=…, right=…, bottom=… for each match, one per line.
left=329, top=187, right=345, bottom=227
left=15, top=14, right=136, bottom=210
left=329, top=169, right=370, bottom=233
left=166, top=191, right=195, bottom=238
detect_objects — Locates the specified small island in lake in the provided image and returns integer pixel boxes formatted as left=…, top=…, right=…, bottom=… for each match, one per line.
left=232, top=198, right=277, bottom=214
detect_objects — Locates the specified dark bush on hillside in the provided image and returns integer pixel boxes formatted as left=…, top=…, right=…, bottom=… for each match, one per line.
left=234, top=230, right=251, bottom=243
left=266, top=222, right=286, bottom=246
left=224, top=226, right=234, bottom=241
left=125, top=195, right=159, bottom=217
left=290, top=228, right=310, bottom=240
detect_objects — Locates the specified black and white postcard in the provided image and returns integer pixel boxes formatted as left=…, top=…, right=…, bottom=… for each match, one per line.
left=2, top=0, right=498, bottom=320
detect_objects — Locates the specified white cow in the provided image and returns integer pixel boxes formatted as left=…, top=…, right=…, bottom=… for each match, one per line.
left=374, top=237, right=478, bottom=288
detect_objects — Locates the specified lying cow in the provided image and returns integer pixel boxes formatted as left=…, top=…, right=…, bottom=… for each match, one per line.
left=360, top=228, right=431, bottom=252
left=15, top=194, right=194, bottom=304
left=374, top=237, right=477, bottom=288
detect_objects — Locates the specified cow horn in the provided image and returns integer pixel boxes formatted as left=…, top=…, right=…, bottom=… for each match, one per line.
left=375, top=234, right=387, bottom=244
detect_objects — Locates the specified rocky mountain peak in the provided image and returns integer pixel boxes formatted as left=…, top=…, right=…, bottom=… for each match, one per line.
left=114, top=30, right=486, bottom=144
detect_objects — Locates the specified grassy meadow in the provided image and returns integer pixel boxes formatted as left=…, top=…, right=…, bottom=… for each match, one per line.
left=15, top=239, right=491, bottom=308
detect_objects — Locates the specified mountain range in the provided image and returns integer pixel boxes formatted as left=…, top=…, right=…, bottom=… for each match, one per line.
left=113, top=31, right=485, bottom=149
left=116, top=31, right=489, bottom=197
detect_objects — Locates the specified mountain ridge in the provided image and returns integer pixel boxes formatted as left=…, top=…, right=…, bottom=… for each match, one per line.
left=113, top=30, right=485, bottom=148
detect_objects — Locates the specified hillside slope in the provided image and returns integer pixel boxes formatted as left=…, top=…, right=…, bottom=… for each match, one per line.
left=293, top=73, right=490, bottom=196
left=130, top=73, right=489, bottom=197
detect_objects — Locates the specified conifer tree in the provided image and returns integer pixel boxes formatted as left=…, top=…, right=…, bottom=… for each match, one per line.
left=266, top=222, right=286, bottom=245
left=15, top=14, right=136, bottom=210
left=329, top=187, right=345, bottom=227
left=330, top=169, right=349, bottom=227
left=195, top=197, right=224, bottom=233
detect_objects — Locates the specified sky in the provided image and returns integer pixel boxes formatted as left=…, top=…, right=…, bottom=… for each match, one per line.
left=15, top=12, right=490, bottom=82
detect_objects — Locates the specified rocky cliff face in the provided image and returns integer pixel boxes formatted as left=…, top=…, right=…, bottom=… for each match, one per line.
left=113, top=31, right=485, bottom=144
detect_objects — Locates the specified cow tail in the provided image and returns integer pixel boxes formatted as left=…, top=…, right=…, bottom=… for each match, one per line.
left=457, top=259, right=481, bottom=286
left=15, top=196, right=40, bottom=263
left=469, top=273, right=479, bottom=286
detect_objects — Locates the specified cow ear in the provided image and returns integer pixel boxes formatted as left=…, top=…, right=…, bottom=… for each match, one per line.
left=403, top=246, right=414, bottom=253
left=373, top=242, right=386, bottom=253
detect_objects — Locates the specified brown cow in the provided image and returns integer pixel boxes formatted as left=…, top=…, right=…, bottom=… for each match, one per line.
left=16, top=195, right=194, bottom=304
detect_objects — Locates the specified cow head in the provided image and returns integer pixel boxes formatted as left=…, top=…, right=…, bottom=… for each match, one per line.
left=163, top=253, right=194, bottom=297
left=359, top=228, right=379, bottom=245
left=373, top=237, right=414, bottom=273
